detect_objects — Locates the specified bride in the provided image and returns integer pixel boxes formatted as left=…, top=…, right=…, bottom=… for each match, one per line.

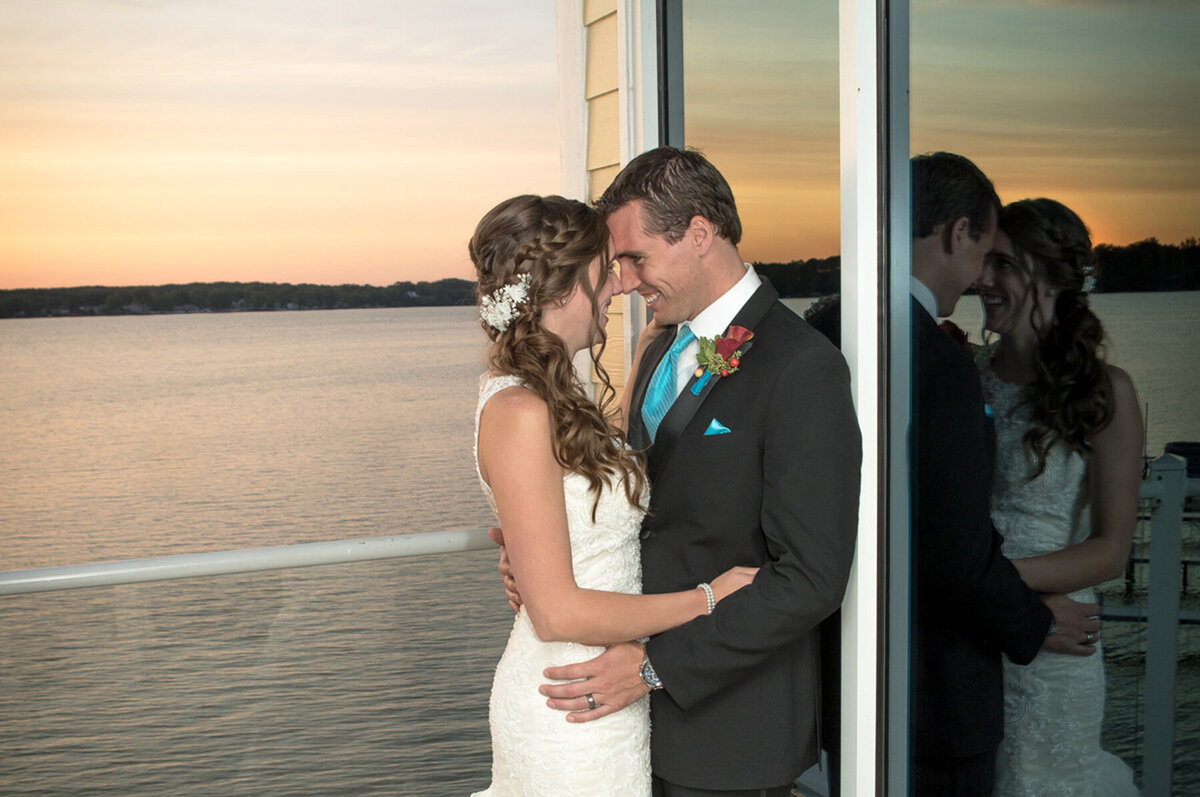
left=468, top=194, right=755, bottom=796
left=974, top=198, right=1142, bottom=795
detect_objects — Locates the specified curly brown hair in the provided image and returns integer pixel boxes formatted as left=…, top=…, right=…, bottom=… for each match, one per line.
left=470, top=194, right=646, bottom=515
left=1000, top=198, right=1112, bottom=477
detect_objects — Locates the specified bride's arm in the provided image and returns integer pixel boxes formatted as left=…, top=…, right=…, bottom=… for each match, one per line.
left=1012, top=366, right=1143, bottom=594
left=479, top=386, right=754, bottom=646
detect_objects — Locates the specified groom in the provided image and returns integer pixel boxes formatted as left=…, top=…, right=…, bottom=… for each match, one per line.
left=910, top=151, right=1102, bottom=795
left=515, top=147, right=862, bottom=796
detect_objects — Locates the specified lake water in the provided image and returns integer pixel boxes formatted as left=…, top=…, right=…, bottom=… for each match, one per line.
left=1, top=294, right=1197, bottom=794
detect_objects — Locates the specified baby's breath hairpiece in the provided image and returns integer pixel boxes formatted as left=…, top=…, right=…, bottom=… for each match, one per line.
left=480, top=273, right=532, bottom=332
left=1081, top=263, right=1097, bottom=294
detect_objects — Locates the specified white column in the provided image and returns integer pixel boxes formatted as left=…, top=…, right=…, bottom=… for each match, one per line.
left=839, top=0, right=884, bottom=793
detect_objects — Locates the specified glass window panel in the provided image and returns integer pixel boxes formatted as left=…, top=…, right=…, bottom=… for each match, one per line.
left=680, top=3, right=843, bottom=793
left=910, top=2, right=1200, bottom=790
left=683, top=0, right=840, bottom=311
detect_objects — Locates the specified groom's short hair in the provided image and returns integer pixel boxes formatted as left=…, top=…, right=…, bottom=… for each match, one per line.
left=912, top=151, right=1000, bottom=242
left=596, top=146, right=742, bottom=246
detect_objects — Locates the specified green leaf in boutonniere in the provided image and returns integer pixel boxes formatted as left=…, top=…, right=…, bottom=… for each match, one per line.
left=694, top=325, right=753, bottom=379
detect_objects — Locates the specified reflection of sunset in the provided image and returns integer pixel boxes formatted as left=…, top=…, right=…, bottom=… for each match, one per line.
left=685, top=1, right=1198, bottom=264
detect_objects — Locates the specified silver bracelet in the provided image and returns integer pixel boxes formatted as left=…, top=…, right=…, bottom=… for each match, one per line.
left=697, top=582, right=716, bottom=614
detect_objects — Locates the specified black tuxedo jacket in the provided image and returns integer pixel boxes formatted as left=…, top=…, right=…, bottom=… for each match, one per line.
left=912, top=297, right=1052, bottom=759
left=628, top=282, right=861, bottom=790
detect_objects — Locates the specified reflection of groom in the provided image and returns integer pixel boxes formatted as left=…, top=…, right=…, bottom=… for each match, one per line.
left=505, top=147, right=861, bottom=796
left=910, top=151, right=1101, bottom=795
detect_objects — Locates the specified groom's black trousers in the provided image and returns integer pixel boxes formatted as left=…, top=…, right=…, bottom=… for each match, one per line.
left=914, top=750, right=996, bottom=797
left=652, top=776, right=793, bottom=797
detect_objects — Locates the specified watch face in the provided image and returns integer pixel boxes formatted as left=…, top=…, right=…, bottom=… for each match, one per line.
left=641, top=659, right=660, bottom=688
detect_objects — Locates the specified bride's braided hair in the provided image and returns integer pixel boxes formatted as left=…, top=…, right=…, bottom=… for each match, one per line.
left=470, top=195, right=646, bottom=516
left=1001, top=198, right=1112, bottom=477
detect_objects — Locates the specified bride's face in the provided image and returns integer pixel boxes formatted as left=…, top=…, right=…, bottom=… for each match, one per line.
left=974, top=229, right=1053, bottom=344
left=542, top=256, right=621, bottom=355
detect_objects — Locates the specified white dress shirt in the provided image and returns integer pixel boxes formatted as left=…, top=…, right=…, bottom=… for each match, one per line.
left=670, top=264, right=762, bottom=395
left=911, top=275, right=939, bottom=320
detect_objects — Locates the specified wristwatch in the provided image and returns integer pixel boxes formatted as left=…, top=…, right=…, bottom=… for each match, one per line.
left=640, top=653, right=664, bottom=691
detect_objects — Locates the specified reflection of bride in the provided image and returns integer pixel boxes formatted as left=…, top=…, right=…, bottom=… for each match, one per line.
left=974, top=198, right=1141, bottom=795
left=468, top=195, right=755, bottom=796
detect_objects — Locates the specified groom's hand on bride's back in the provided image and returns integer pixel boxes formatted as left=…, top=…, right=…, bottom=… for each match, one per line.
left=1041, top=593, right=1102, bottom=657
left=539, top=641, right=647, bottom=723
left=489, top=526, right=522, bottom=612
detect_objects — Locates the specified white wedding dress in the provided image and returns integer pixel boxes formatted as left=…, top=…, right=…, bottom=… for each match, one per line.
left=983, top=369, right=1139, bottom=796
left=471, top=374, right=651, bottom=796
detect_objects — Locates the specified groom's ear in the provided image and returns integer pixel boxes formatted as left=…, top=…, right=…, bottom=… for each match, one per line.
left=945, top=215, right=971, bottom=255
left=687, top=215, right=716, bottom=256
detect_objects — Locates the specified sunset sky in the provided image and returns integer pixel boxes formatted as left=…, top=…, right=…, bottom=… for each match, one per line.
left=1, top=0, right=1196, bottom=290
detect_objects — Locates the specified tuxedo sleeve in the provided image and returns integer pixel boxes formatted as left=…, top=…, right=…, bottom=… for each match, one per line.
left=915, top=342, right=1051, bottom=664
left=645, top=340, right=862, bottom=710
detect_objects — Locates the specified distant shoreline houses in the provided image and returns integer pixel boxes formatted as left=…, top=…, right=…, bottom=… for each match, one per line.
left=0, top=278, right=477, bottom=319
left=2, top=237, right=1197, bottom=319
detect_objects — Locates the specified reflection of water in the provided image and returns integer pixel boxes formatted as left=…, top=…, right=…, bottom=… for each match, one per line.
left=1098, top=515, right=1200, bottom=788
left=948, top=290, right=1200, bottom=456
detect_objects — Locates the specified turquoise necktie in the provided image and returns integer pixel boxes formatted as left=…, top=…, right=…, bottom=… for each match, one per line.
left=641, top=324, right=696, bottom=443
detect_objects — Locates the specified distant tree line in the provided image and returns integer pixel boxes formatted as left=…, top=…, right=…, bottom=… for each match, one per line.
left=0, top=278, right=477, bottom=319
left=752, top=237, right=1200, bottom=299
left=753, top=255, right=842, bottom=298
left=1093, top=237, right=1200, bottom=293
left=2, top=238, right=1195, bottom=319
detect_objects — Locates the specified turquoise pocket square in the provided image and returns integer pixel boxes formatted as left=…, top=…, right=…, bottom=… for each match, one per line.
left=704, top=418, right=732, bottom=436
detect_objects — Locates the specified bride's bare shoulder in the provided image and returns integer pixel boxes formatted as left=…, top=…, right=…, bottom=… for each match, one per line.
left=480, top=385, right=551, bottom=435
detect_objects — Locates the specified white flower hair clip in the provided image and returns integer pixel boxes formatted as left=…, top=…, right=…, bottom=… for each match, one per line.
left=1081, top=265, right=1097, bottom=293
left=480, top=273, right=532, bottom=332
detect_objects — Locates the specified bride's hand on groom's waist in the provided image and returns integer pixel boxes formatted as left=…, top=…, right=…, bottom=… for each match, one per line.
left=489, top=526, right=522, bottom=612
left=540, top=641, right=648, bottom=723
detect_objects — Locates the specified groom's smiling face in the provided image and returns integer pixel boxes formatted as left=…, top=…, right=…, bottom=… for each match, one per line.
left=607, top=201, right=703, bottom=326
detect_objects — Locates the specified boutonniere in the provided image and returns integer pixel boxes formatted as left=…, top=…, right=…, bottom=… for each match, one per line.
left=940, top=319, right=994, bottom=365
left=690, top=325, right=754, bottom=396
left=939, top=320, right=969, bottom=349
left=971, top=341, right=997, bottom=366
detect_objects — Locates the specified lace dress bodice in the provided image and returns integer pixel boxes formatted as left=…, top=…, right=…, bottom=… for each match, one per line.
left=471, top=374, right=650, bottom=796
left=474, top=374, right=646, bottom=594
left=984, top=369, right=1092, bottom=566
left=981, top=367, right=1138, bottom=797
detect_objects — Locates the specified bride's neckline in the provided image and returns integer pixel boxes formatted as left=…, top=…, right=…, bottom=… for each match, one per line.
left=984, top=366, right=1029, bottom=387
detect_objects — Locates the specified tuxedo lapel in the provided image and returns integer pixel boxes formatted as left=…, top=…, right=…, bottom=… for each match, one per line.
left=627, top=326, right=677, bottom=452
left=914, top=294, right=997, bottom=472
left=647, top=282, right=779, bottom=483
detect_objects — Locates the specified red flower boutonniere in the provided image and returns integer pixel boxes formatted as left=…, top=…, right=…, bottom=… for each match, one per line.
left=939, top=320, right=969, bottom=350
left=940, top=319, right=995, bottom=364
left=695, top=325, right=753, bottom=379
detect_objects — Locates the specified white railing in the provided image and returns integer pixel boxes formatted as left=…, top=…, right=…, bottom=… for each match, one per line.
left=1, top=455, right=1195, bottom=796
left=0, top=527, right=494, bottom=595
left=1134, top=454, right=1197, bottom=797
